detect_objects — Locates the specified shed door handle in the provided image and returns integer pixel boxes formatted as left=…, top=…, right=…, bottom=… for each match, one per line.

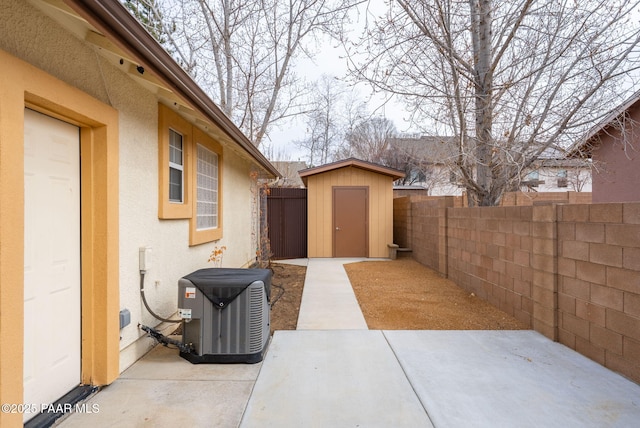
left=336, top=227, right=341, bottom=230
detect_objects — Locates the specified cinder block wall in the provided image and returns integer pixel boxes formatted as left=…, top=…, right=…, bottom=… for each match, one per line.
left=410, top=199, right=440, bottom=271
left=392, top=197, right=412, bottom=249
left=556, top=203, right=640, bottom=381
left=394, top=198, right=640, bottom=383
left=500, top=191, right=592, bottom=206
left=447, top=206, right=535, bottom=328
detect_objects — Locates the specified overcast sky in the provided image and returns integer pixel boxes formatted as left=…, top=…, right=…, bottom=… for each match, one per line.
left=263, top=1, right=415, bottom=161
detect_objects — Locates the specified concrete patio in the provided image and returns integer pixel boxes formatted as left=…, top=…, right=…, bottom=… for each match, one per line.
left=56, top=258, right=640, bottom=427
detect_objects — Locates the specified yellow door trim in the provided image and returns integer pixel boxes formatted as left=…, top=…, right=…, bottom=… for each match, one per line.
left=0, top=49, right=119, bottom=425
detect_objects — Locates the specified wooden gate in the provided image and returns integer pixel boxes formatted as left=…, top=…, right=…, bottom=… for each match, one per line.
left=267, top=187, right=307, bottom=259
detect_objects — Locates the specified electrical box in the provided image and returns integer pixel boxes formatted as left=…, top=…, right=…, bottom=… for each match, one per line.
left=139, top=246, right=152, bottom=272
left=178, top=268, right=271, bottom=364
left=119, top=309, right=131, bottom=329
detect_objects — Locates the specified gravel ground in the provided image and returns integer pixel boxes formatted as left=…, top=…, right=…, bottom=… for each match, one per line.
left=269, top=263, right=306, bottom=334
left=269, top=258, right=528, bottom=331
left=344, top=258, right=529, bottom=330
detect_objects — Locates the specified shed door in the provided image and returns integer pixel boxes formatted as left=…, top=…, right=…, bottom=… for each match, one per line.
left=333, top=187, right=368, bottom=257
left=23, top=109, right=81, bottom=418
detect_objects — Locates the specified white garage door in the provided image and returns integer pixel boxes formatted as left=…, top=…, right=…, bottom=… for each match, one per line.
left=23, top=108, right=81, bottom=418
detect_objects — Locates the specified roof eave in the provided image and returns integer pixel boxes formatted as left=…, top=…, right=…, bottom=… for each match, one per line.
left=64, top=0, right=279, bottom=178
left=569, top=90, right=640, bottom=158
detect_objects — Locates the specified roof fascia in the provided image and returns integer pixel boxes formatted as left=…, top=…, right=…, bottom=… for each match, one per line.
left=63, top=0, right=278, bottom=178
left=298, top=158, right=405, bottom=186
left=570, top=91, right=640, bottom=158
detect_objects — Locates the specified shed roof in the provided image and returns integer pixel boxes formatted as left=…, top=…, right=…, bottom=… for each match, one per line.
left=37, top=0, right=278, bottom=178
left=298, top=158, right=405, bottom=186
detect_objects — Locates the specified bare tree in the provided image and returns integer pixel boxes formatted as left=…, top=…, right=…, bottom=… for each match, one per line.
left=296, top=75, right=344, bottom=165
left=382, top=136, right=466, bottom=195
left=296, top=75, right=368, bottom=165
left=381, top=146, right=431, bottom=185
left=566, top=164, right=592, bottom=192
left=141, top=0, right=360, bottom=147
left=339, top=116, right=397, bottom=163
left=347, top=0, right=640, bottom=205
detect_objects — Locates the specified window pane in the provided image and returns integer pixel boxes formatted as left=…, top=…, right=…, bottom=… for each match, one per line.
left=169, top=129, right=183, bottom=165
left=196, top=144, right=218, bottom=230
left=169, top=129, right=184, bottom=203
left=169, top=167, right=182, bottom=202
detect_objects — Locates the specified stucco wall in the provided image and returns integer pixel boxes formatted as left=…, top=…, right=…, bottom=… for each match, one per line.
left=119, top=133, right=256, bottom=369
left=535, top=167, right=592, bottom=193
left=591, top=104, right=640, bottom=202
left=1, top=0, right=262, bottom=376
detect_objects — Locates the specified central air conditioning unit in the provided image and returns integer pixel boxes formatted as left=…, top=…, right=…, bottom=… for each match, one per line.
left=177, top=268, right=271, bottom=364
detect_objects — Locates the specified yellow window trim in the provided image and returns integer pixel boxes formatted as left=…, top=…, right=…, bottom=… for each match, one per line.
left=190, top=127, right=223, bottom=245
left=158, top=103, right=224, bottom=245
left=158, top=103, right=192, bottom=219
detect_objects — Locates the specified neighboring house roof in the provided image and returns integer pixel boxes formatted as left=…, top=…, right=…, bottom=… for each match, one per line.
left=393, top=185, right=428, bottom=190
left=389, top=136, right=459, bottom=164
left=569, top=89, right=640, bottom=158
left=298, top=157, right=405, bottom=186
left=534, top=158, right=590, bottom=168
left=48, top=0, right=278, bottom=178
left=393, top=136, right=588, bottom=169
left=270, top=161, right=308, bottom=187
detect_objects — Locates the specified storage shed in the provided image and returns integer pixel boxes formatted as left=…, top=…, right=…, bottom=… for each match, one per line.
left=299, top=158, right=405, bottom=258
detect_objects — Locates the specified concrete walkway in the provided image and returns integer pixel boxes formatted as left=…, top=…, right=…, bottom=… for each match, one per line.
left=241, top=329, right=640, bottom=427
left=57, top=258, right=640, bottom=427
left=56, top=342, right=260, bottom=427
left=296, top=258, right=371, bottom=330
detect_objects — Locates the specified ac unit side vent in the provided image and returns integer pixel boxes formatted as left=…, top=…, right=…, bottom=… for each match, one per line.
left=249, top=286, right=263, bottom=353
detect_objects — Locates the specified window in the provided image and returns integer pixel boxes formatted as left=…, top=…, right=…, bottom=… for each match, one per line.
left=190, top=128, right=223, bottom=245
left=196, top=144, right=218, bottom=230
left=158, top=104, right=224, bottom=245
left=557, top=170, right=568, bottom=187
left=526, top=170, right=539, bottom=187
left=169, top=129, right=184, bottom=202
left=158, top=103, right=192, bottom=219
